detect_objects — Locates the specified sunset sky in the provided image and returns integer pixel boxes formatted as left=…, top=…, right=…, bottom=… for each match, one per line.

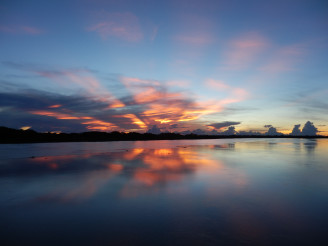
left=1, top=0, right=327, bottom=134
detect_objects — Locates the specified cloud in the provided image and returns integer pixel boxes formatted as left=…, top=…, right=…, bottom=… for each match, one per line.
left=222, top=32, right=269, bottom=70
left=2, top=62, right=126, bottom=109
left=173, top=14, right=214, bottom=46
left=207, top=121, right=241, bottom=130
left=205, top=79, right=249, bottom=105
left=291, top=124, right=301, bottom=136
left=221, top=126, right=236, bottom=135
left=264, top=126, right=283, bottom=136
left=87, top=12, right=143, bottom=42
left=174, top=34, right=213, bottom=46
left=0, top=25, right=43, bottom=35
left=301, top=121, right=318, bottom=136
left=1, top=62, right=251, bottom=132
left=146, top=125, right=161, bottom=134
left=260, top=44, right=306, bottom=73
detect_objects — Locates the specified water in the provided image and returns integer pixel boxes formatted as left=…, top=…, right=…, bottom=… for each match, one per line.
left=0, top=138, right=327, bottom=246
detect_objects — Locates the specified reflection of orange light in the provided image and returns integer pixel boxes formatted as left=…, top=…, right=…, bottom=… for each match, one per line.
left=134, top=170, right=181, bottom=186
left=48, top=163, right=58, bottom=169
left=123, top=148, right=144, bottom=160
left=178, top=148, right=223, bottom=169
left=153, top=149, right=173, bottom=156
left=108, top=163, right=123, bottom=171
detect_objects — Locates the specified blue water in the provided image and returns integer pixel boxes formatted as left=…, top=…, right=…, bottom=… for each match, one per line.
left=0, top=138, right=327, bottom=245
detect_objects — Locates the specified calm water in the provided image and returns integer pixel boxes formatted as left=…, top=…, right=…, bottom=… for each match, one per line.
left=1, top=138, right=327, bottom=246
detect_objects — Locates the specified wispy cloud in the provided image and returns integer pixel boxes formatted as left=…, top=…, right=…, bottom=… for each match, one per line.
left=1, top=62, right=251, bottom=132
left=206, top=79, right=249, bottom=105
left=5, top=63, right=126, bottom=110
left=222, top=32, right=269, bottom=70
left=173, top=14, right=214, bottom=46
left=207, top=121, right=241, bottom=130
left=260, top=44, right=306, bottom=73
left=87, top=12, right=143, bottom=42
left=0, top=25, right=43, bottom=35
left=174, top=34, right=213, bottom=46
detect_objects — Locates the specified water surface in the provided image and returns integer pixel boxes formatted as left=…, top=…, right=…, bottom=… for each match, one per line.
left=1, top=139, right=327, bottom=245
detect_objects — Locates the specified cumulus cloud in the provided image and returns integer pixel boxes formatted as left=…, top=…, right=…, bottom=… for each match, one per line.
left=265, top=126, right=283, bottom=136
left=207, top=121, right=241, bottom=130
left=146, top=125, right=161, bottom=134
left=301, top=121, right=318, bottom=136
left=221, top=126, right=236, bottom=135
left=291, top=124, right=301, bottom=136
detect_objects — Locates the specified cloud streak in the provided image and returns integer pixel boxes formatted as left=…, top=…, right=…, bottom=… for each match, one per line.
left=87, top=12, right=143, bottom=42
left=1, top=63, right=251, bottom=132
left=207, top=121, right=241, bottom=130
left=0, top=25, right=43, bottom=35
left=260, top=44, right=306, bottom=73
left=222, top=32, right=269, bottom=70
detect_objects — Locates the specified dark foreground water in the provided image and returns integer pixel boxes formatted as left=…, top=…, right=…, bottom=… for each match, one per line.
left=0, top=138, right=327, bottom=246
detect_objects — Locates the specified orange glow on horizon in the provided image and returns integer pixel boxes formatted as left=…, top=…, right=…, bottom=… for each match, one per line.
left=82, top=120, right=117, bottom=131
left=20, top=126, right=31, bottom=130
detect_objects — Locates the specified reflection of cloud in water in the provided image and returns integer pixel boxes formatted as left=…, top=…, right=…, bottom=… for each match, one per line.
left=1, top=140, right=327, bottom=245
left=0, top=147, right=226, bottom=202
left=303, top=139, right=317, bottom=154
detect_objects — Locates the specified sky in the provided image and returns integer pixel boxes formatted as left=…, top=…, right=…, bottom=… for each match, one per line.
left=0, top=0, right=327, bottom=135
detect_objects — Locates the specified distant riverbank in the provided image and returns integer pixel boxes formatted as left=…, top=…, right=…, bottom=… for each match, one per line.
left=1, top=126, right=326, bottom=144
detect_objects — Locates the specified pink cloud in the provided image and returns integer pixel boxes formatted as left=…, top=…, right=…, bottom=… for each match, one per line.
left=35, top=69, right=125, bottom=109
left=21, top=26, right=43, bottom=34
left=87, top=12, right=143, bottom=42
left=260, top=44, right=306, bottom=73
left=166, top=79, right=190, bottom=87
left=205, top=79, right=249, bottom=105
left=150, top=26, right=158, bottom=42
left=173, top=14, right=214, bottom=46
left=206, top=79, right=230, bottom=90
left=0, top=25, right=43, bottom=35
left=174, top=33, right=213, bottom=45
left=222, top=32, right=269, bottom=70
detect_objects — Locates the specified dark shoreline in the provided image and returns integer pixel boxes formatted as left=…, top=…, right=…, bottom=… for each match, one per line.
left=1, top=126, right=326, bottom=144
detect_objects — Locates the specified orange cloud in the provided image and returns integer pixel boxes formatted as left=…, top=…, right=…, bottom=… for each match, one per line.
left=121, top=114, right=147, bottom=129
left=30, top=110, right=93, bottom=120
left=30, top=110, right=117, bottom=131
left=82, top=120, right=117, bottom=131
left=48, top=104, right=62, bottom=108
